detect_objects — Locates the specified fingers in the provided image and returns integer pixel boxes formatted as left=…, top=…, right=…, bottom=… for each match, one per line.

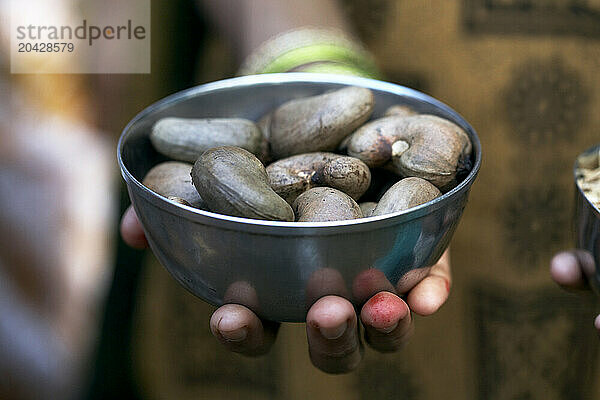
left=551, top=251, right=600, bottom=336
left=395, top=266, right=433, bottom=295
left=210, top=304, right=280, bottom=357
left=351, top=268, right=396, bottom=304
left=306, top=268, right=350, bottom=307
left=306, top=295, right=362, bottom=374
left=406, top=249, right=451, bottom=316
left=120, top=205, right=148, bottom=249
left=360, top=291, right=413, bottom=353
left=550, top=250, right=595, bottom=290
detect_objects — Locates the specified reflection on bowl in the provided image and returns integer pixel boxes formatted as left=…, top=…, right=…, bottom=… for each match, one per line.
left=118, top=73, right=482, bottom=322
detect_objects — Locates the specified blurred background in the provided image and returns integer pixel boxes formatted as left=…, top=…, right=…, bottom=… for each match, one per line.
left=1, top=0, right=600, bottom=399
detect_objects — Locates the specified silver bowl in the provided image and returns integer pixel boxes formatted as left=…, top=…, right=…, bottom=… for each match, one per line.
left=118, top=73, right=482, bottom=322
left=574, top=143, right=600, bottom=293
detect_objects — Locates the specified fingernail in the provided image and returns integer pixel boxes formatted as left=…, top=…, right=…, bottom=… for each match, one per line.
left=219, top=327, right=248, bottom=342
left=319, top=321, right=347, bottom=340
left=376, top=321, right=398, bottom=334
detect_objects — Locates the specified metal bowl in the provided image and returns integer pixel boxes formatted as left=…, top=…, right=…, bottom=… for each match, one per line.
left=118, top=73, right=482, bottom=322
left=574, top=143, right=600, bottom=293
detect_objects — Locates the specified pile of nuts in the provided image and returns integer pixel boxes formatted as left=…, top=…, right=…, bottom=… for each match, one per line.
left=143, top=86, right=473, bottom=222
left=577, top=148, right=600, bottom=208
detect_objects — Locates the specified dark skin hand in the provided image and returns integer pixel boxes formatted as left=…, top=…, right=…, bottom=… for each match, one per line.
left=550, top=250, right=600, bottom=333
left=121, top=205, right=452, bottom=373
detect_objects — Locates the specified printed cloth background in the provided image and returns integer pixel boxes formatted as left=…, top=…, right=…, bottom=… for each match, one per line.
left=92, top=1, right=600, bottom=399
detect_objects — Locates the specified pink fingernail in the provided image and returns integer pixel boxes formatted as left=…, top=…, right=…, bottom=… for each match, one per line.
left=319, top=321, right=347, bottom=340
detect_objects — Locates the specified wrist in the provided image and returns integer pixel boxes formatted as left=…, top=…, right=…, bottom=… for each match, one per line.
left=238, top=27, right=381, bottom=79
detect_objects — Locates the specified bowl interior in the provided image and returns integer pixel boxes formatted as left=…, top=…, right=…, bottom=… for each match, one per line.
left=119, top=73, right=481, bottom=231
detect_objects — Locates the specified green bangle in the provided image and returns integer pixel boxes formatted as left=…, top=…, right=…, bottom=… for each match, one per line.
left=261, top=43, right=380, bottom=78
left=290, top=61, right=376, bottom=77
left=238, top=28, right=381, bottom=79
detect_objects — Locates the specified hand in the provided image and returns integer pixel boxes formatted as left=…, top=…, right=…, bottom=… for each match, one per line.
left=121, top=205, right=452, bottom=373
left=550, top=250, right=600, bottom=333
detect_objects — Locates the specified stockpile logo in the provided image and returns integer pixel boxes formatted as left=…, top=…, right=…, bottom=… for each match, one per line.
left=10, top=0, right=150, bottom=73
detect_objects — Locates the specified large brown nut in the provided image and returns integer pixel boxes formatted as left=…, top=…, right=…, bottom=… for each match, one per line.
left=191, top=146, right=294, bottom=221
left=372, top=177, right=441, bottom=216
left=293, top=187, right=363, bottom=222
left=269, top=86, right=374, bottom=159
left=337, top=104, right=416, bottom=154
left=346, top=114, right=472, bottom=189
left=150, top=117, right=265, bottom=163
left=142, top=161, right=205, bottom=209
left=266, top=152, right=371, bottom=204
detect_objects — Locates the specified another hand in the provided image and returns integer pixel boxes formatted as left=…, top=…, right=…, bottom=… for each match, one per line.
left=121, top=205, right=452, bottom=373
left=550, top=250, right=600, bottom=333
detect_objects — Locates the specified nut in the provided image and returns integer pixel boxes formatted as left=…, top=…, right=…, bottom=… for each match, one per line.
left=383, top=104, right=418, bottom=118
left=293, top=187, right=363, bottom=222
left=347, top=114, right=472, bottom=189
left=150, top=117, right=265, bottom=163
left=269, top=86, right=374, bottom=159
left=266, top=152, right=371, bottom=204
left=191, top=146, right=294, bottom=221
left=256, top=111, right=273, bottom=163
left=371, top=177, right=441, bottom=216
left=142, top=161, right=205, bottom=209
left=359, top=202, right=378, bottom=217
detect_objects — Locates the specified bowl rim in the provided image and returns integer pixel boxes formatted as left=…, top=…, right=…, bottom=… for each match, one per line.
left=118, top=73, right=482, bottom=233
left=574, top=142, right=600, bottom=217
